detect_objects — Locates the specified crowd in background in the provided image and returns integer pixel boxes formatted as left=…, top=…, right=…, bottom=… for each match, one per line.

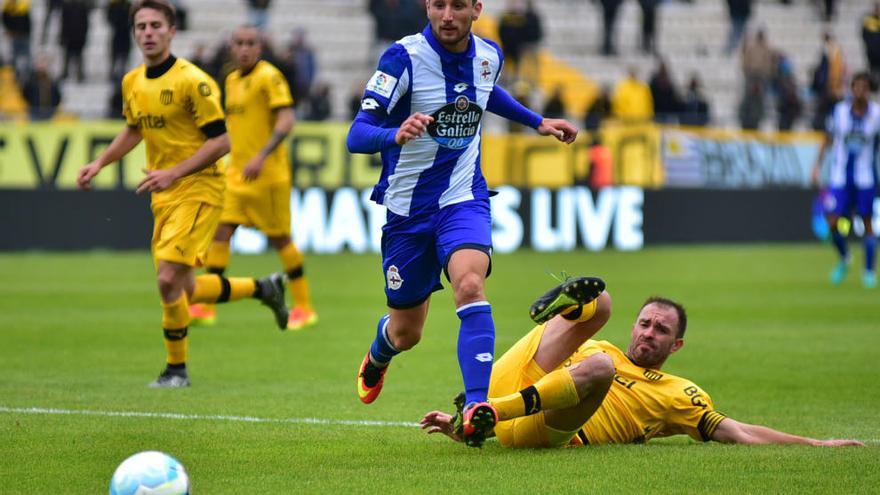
left=1, top=0, right=880, bottom=132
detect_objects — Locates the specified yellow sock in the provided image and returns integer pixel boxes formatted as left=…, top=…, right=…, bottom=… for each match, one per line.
left=279, top=243, right=312, bottom=311
left=162, top=294, right=190, bottom=365
left=490, top=368, right=580, bottom=421
left=561, top=298, right=599, bottom=323
left=191, top=274, right=257, bottom=303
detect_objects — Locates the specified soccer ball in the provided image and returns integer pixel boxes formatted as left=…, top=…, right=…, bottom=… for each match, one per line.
left=109, top=451, right=190, bottom=495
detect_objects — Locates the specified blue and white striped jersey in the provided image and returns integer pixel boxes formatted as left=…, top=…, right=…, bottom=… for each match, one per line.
left=827, top=100, right=880, bottom=189
left=358, top=26, right=504, bottom=217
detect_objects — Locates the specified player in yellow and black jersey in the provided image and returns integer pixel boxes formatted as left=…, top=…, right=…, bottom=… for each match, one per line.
left=77, top=0, right=289, bottom=389
left=421, top=277, right=863, bottom=448
left=189, top=24, right=317, bottom=331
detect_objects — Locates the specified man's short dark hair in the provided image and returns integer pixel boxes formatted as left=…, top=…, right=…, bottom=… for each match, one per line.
left=129, top=0, right=176, bottom=28
left=641, top=296, right=688, bottom=338
left=852, top=71, right=877, bottom=92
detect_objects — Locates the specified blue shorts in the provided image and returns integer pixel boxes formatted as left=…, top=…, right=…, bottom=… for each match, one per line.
left=381, top=199, right=492, bottom=309
left=825, top=186, right=877, bottom=219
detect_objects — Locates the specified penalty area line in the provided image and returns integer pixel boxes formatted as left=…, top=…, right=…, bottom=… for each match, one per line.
left=0, top=406, right=420, bottom=429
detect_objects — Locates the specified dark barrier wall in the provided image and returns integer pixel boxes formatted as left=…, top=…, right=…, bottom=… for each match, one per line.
left=0, top=190, right=152, bottom=250
left=0, top=188, right=816, bottom=251
left=643, top=188, right=815, bottom=243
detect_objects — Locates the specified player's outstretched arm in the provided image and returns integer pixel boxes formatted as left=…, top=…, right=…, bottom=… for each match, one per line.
left=243, top=107, right=295, bottom=181
left=420, top=411, right=462, bottom=443
left=711, top=417, right=864, bottom=446
left=77, top=126, right=143, bottom=190
left=136, top=133, right=230, bottom=194
left=537, top=118, right=578, bottom=144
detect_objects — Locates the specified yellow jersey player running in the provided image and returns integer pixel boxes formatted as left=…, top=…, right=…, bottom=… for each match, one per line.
left=189, top=25, right=317, bottom=330
left=421, top=276, right=864, bottom=448
left=77, top=0, right=289, bottom=388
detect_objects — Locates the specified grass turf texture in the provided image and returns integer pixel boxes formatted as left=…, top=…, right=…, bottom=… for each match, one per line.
left=1, top=245, right=877, bottom=493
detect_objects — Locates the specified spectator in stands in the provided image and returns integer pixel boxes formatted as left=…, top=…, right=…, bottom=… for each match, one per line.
left=739, top=78, right=765, bottom=130
left=21, top=54, right=61, bottom=120
left=508, top=80, right=533, bottom=133
left=600, top=0, right=622, bottom=56
left=348, top=81, right=365, bottom=120
left=862, top=3, right=880, bottom=80
left=680, top=75, right=710, bottom=126
left=247, top=0, right=270, bottom=30
left=304, top=82, right=332, bottom=121
left=106, top=76, right=123, bottom=119
left=776, top=72, right=802, bottom=131
left=188, top=42, right=210, bottom=73
left=543, top=85, right=566, bottom=119
left=741, top=29, right=776, bottom=96
left=612, top=68, right=653, bottom=122
left=724, top=0, right=751, bottom=56
left=521, top=0, right=543, bottom=84
left=369, top=0, right=410, bottom=63
left=584, top=85, right=611, bottom=132
left=289, top=28, right=316, bottom=103
left=818, top=0, right=834, bottom=22
left=649, top=58, right=682, bottom=124
left=810, top=31, right=846, bottom=130
left=60, top=0, right=93, bottom=82
left=638, top=0, right=659, bottom=55
left=499, top=0, right=528, bottom=82
left=107, top=0, right=131, bottom=81
left=40, top=0, right=62, bottom=45
left=2, top=0, right=32, bottom=80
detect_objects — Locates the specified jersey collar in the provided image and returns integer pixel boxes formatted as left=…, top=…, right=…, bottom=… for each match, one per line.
left=423, top=24, right=476, bottom=62
left=146, top=54, right=177, bottom=79
left=238, top=59, right=261, bottom=78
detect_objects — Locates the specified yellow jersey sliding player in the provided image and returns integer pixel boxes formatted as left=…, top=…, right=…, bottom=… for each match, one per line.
left=77, top=0, right=289, bottom=388
left=189, top=25, right=318, bottom=331
left=421, top=276, right=864, bottom=447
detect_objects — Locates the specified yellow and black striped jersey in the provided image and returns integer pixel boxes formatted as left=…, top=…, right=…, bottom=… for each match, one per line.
left=568, top=340, right=726, bottom=445
left=224, top=60, right=293, bottom=187
left=122, top=56, right=226, bottom=207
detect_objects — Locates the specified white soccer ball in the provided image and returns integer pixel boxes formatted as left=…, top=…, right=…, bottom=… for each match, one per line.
left=109, top=451, right=190, bottom=495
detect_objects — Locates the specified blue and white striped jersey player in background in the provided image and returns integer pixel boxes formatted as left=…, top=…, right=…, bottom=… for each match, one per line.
left=812, top=72, right=879, bottom=289
left=347, top=0, right=578, bottom=446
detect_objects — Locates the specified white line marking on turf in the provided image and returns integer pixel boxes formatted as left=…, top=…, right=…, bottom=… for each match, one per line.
left=0, top=406, right=420, bottom=428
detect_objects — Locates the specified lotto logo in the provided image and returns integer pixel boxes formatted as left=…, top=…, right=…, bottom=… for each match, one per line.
left=475, top=353, right=493, bottom=363
left=361, top=98, right=380, bottom=111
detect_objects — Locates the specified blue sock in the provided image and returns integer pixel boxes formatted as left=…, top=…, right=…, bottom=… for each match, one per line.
left=831, top=230, right=849, bottom=259
left=865, top=236, right=877, bottom=272
left=369, top=314, right=399, bottom=365
left=456, top=302, right=495, bottom=405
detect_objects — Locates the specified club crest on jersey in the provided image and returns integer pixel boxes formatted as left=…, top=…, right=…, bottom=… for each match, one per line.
left=366, top=70, right=397, bottom=98
left=426, top=96, right=483, bottom=150
left=160, top=89, right=173, bottom=105
left=387, top=265, right=403, bottom=290
left=198, top=82, right=212, bottom=97
left=480, top=59, right=492, bottom=82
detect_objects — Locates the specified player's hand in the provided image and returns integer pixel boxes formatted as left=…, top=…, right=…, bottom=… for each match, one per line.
left=77, top=161, right=103, bottom=190
left=242, top=156, right=266, bottom=182
left=395, top=113, right=434, bottom=146
left=537, top=118, right=578, bottom=144
left=419, top=411, right=461, bottom=442
left=813, top=439, right=865, bottom=447
left=136, top=168, right=179, bottom=194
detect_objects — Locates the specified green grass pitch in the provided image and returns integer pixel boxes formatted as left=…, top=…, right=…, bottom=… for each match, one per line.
left=1, top=245, right=878, bottom=493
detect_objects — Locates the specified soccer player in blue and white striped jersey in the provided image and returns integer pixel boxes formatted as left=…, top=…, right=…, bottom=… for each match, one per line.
left=347, top=0, right=578, bottom=447
left=812, top=72, right=880, bottom=288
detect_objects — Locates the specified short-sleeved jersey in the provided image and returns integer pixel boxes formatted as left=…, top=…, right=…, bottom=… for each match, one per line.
left=826, top=100, right=880, bottom=189
left=224, top=60, right=294, bottom=188
left=568, top=340, right=726, bottom=444
left=360, top=25, right=504, bottom=217
left=122, top=56, right=226, bottom=208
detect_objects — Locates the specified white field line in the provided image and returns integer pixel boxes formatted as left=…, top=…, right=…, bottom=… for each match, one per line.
left=4, top=406, right=877, bottom=445
left=0, top=406, right=420, bottom=428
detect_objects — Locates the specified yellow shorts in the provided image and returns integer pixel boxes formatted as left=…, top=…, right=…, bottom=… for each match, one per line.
left=490, top=323, right=601, bottom=448
left=152, top=201, right=222, bottom=267
left=220, top=182, right=291, bottom=237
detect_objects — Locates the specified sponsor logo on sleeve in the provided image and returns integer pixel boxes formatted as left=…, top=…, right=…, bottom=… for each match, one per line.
left=361, top=97, right=381, bottom=111
left=366, top=71, right=397, bottom=98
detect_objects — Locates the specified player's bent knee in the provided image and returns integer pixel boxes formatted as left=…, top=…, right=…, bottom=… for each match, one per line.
left=453, top=273, right=485, bottom=304
left=570, top=353, right=615, bottom=391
